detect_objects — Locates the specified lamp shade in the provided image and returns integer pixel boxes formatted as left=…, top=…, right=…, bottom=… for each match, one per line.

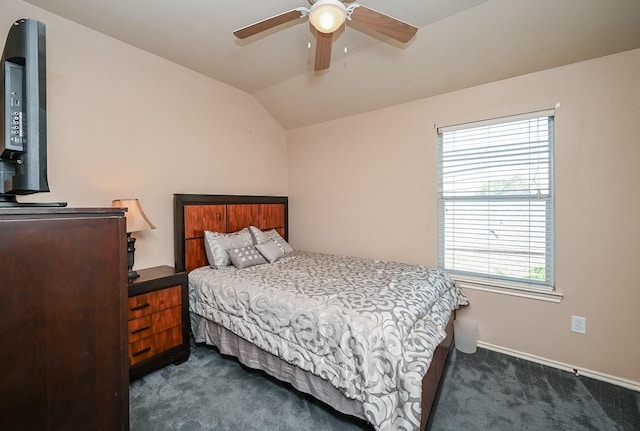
left=112, top=198, right=155, bottom=233
left=309, top=0, right=346, bottom=33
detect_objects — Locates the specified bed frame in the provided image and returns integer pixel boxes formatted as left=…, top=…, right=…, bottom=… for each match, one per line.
left=173, top=193, right=453, bottom=430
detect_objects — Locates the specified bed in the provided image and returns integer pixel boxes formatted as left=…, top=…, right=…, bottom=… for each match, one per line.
left=173, top=194, right=468, bottom=431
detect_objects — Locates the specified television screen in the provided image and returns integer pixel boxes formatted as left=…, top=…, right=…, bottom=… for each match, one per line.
left=0, top=19, right=64, bottom=207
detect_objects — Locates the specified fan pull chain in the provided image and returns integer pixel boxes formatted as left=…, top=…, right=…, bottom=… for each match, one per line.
left=344, top=24, right=348, bottom=54
left=343, top=24, right=348, bottom=68
left=307, top=30, right=312, bottom=67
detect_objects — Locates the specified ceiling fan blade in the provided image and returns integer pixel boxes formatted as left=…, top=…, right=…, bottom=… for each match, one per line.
left=233, top=9, right=306, bottom=39
left=314, top=31, right=333, bottom=71
left=350, top=5, right=417, bottom=43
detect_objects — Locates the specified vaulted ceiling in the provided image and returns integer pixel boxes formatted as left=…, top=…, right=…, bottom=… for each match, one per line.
left=24, top=0, right=640, bottom=129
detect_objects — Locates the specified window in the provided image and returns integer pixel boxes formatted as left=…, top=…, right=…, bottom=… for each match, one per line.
left=438, top=111, right=554, bottom=290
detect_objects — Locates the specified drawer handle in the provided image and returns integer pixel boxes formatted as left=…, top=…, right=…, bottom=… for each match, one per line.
left=132, top=347, right=151, bottom=357
left=131, top=326, right=151, bottom=335
left=131, top=303, right=151, bottom=312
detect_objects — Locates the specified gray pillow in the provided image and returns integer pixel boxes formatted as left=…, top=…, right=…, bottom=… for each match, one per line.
left=249, top=225, right=267, bottom=244
left=227, top=245, right=267, bottom=269
left=264, top=229, right=293, bottom=255
left=204, top=228, right=253, bottom=268
left=255, top=240, right=285, bottom=263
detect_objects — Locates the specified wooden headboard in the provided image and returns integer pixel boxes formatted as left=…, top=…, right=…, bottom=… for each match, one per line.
left=173, top=194, right=288, bottom=272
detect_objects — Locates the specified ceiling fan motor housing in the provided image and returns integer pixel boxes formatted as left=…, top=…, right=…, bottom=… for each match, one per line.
left=309, top=0, right=347, bottom=33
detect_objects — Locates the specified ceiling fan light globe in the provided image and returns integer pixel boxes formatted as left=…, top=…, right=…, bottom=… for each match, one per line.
left=309, top=0, right=346, bottom=33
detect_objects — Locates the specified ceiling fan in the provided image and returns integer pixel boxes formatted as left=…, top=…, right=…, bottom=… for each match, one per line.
left=233, top=0, right=418, bottom=71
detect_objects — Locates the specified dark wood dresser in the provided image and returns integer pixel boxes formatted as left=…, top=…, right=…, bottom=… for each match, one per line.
left=0, top=207, right=129, bottom=431
left=127, top=265, right=190, bottom=380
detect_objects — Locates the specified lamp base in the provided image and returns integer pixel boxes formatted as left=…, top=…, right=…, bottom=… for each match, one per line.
left=126, top=233, right=139, bottom=280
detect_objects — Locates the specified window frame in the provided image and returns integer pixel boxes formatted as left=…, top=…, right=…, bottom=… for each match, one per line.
left=437, top=110, right=558, bottom=300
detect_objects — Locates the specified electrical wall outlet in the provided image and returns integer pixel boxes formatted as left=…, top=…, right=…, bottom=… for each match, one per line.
left=571, top=315, right=587, bottom=334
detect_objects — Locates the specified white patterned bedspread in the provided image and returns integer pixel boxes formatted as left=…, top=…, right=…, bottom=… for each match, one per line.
left=189, top=251, right=468, bottom=431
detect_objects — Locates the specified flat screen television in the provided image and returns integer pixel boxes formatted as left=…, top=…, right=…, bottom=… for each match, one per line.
left=0, top=18, right=65, bottom=207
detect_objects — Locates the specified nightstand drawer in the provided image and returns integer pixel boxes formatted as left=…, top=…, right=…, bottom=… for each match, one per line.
left=128, top=285, right=181, bottom=319
left=129, top=326, right=183, bottom=365
left=128, top=306, right=182, bottom=342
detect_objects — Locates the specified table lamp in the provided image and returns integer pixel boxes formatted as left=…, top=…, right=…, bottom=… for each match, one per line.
left=112, top=198, right=155, bottom=280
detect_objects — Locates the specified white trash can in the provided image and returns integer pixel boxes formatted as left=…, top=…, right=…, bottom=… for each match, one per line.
left=454, top=319, right=478, bottom=354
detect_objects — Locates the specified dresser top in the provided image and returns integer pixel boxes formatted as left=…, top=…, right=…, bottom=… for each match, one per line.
left=0, top=207, right=125, bottom=219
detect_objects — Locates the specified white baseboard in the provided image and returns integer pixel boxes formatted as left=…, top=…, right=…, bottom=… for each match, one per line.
left=477, top=341, right=640, bottom=392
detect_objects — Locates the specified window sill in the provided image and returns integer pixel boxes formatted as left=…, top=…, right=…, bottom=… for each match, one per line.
left=454, top=275, right=563, bottom=303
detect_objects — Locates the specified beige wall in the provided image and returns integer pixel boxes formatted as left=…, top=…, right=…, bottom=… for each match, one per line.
left=288, top=49, right=640, bottom=385
left=1, top=0, right=288, bottom=270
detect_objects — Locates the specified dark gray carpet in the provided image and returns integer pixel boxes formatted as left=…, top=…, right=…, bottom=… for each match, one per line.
left=428, top=348, right=640, bottom=431
left=130, top=340, right=640, bottom=431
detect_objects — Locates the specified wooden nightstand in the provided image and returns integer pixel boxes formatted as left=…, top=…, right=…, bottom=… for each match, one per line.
left=127, top=265, right=190, bottom=380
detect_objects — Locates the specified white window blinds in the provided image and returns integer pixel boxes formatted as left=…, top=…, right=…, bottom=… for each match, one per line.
left=438, top=111, right=554, bottom=288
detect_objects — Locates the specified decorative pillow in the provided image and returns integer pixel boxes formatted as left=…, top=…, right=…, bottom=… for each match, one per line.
left=263, top=229, right=293, bottom=255
left=204, top=228, right=253, bottom=268
left=249, top=225, right=267, bottom=244
left=255, top=240, right=285, bottom=264
left=227, top=245, right=267, bottom=269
